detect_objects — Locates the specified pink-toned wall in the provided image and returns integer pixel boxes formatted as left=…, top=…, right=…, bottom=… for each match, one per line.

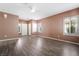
left=0, top=12, right=19, bottom=38
left=38, top=8, right=79, bottom=43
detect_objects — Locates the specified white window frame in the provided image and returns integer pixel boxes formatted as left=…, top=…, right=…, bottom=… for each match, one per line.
left=63, top=15, right=79, bottom=36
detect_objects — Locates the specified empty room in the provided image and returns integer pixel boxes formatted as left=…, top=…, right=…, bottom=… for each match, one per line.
left=0, top=3, right=79, bottom=56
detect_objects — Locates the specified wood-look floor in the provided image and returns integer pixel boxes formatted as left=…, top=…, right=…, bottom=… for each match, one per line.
left=0, top=36, right=79, bottom=56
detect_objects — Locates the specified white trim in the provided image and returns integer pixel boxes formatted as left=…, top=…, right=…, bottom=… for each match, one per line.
left=0, top=35, right=79, bottom=45
left=0, top=38, right=18, bottom=42
left=39, top=35, right=79, bottom=45
left=63, top=15, right=79, bottom=36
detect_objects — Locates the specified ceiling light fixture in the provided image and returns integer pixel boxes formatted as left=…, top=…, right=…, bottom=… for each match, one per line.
left=30, top=6, right=36, bottom=13
left=31, top=8, right=36, bottom=13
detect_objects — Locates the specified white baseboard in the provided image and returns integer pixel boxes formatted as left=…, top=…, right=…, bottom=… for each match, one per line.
left=1, top=35, right=79, bottom=45
left=39, top=35, right=79, bottom=45
left=0, top=38, right=18, bottom=42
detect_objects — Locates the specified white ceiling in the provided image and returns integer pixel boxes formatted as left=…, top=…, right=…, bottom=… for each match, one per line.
left=0, top=3, right=79, bottom=20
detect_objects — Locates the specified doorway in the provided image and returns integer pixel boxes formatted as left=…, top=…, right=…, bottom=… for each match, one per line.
left=18, top=22, right=32, bottom=36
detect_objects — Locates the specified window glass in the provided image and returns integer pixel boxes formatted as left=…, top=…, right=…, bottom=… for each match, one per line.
left=64, top=15, right=79, bottom=36
left=32, top=21, right=37, bottom=32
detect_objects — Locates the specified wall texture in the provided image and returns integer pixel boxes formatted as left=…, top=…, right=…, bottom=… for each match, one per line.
left=0, top=12, right=19, bottom=39
left=38, top=8, right=79, bottom=43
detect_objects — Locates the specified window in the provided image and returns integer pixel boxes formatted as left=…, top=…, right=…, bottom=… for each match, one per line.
left=64, top=15, right=79, bottom=36
left=38, top=23, right=42, bottom=33
left=21, top=23, right=27, bottom=35
left=18, top=23, right=28, bottom=35
left=32, top=21, right=37, bottom=32
left=18, top=23, right=21, bottom=33
left=28, top=23, right=32, bottom=35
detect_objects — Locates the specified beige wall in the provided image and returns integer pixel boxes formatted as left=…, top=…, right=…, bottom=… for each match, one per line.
left=38, top=8, right=79, bottom=43
left=0, top=7, right=78, bottom=43
left=0, top=12, right=19, bottom=38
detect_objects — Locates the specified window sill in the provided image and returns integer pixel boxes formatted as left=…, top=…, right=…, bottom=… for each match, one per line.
left=64, top=33, right=79, bottom=37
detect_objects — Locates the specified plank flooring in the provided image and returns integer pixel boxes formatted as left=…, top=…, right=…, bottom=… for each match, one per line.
left=0, top=36, right=79, bottom=56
